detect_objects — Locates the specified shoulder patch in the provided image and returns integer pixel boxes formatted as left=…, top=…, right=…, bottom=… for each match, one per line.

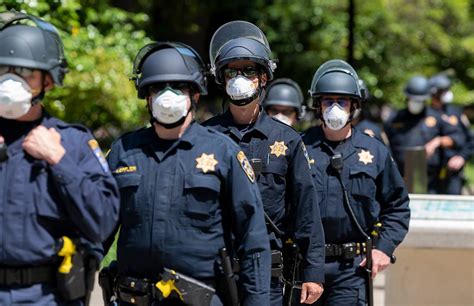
left=237, top=151, right=255, bottom=183
left=88, top=139, right=109, bottom=173
left=424, top=116, right=437, bottom=128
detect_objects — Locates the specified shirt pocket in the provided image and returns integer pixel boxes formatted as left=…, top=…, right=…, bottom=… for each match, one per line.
left=34, top=164, right=65, bottom=221
left=349, top=166, right=378, bottom=227
left=261, top=159, right=288, bottom=186
left=114, top=173, right=142, bottom=228
left=183, top=174, right=221, bottom=230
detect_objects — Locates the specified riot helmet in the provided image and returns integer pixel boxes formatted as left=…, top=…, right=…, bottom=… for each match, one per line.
left=429, top=74, right=451, bottom=93
left=132, top=42, right=207, bottom=99
left=358, top=79, right=370, bottom=102
left=209, top=20, right=277, bottom=85
left=0, top=10, right=68, bottom=85
left=308, top=59, right=364, bottom=126
left=404, top=76, right=430, bottom=101
left=262, top=78, right=304, bottom=116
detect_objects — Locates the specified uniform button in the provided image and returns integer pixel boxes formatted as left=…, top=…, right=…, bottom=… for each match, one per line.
left=131, top=297, right=135, bottom=303
left=131, top=281, right=135, bottom=288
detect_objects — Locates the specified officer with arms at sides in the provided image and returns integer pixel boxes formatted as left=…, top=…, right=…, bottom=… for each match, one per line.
left=302, top=59, right=410, bottom=305
left=105, top=41, right=271, bottom=306
left=429, top=74, right=472, bottom=194
left=203, top=21, right=325, bottom=305
left=0, top=11, right=120, bottom=305
left=384, top=75, right=465, bottom=194
left=262, top=78, right=305, bottom=127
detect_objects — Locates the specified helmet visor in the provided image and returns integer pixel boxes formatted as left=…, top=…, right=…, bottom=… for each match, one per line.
left=209, top=20, right=270, bottom=70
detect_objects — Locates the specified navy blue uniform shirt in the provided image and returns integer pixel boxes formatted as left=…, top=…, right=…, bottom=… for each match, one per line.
left=203, top=109, right=325, bottom=283
left=384, top=106, right=465, bottom=176
left=0, top=111, right=119, bottom=265
left=107, top=122, right=271, bottom=305
left=355, top=119, right=385, bottom=143
left=302, top=127, right=410, bottom=257
left=439, top=104, right=472, bottom=161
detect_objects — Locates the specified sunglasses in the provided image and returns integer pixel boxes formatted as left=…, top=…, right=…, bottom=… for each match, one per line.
left=320, top=98, right=351, bottom=108
left=267, top=107, right=296, bottom=117
left=223, top=66, right=259, bottom=79
left=148, top=82, right=191, bottom=95
left=0, top=66, right=35, bottom=78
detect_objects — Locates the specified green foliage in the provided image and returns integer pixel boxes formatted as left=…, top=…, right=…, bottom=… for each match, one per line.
left=254, top=0, right=474, bottom=109
left=1, top=0, right=152, bottom=141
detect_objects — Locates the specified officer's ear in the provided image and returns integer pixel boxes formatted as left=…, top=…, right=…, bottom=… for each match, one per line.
left=43, top=73, right=55, bottom=91
left=259, top=72, right=268, bottom=87
left=192, top=92, right=200, bottom=104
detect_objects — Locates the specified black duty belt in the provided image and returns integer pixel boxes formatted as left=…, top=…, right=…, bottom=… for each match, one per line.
left=0, top=265, right=56, bottom=286
left=325, top=242, right=366, bottom=260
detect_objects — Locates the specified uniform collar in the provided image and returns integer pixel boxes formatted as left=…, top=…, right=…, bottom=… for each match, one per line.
left=148, top=121, right=198, bottom=161
left=220, top=107, right=269, bottom=140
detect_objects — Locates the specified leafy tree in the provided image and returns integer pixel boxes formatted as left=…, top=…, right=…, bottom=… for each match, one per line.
left=1, top=0, right=152, bottom=144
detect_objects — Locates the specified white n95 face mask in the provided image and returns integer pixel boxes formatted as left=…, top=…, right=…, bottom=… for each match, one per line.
left=322, top=103, right=350, bottom=130
left=0, top=73, right=33, bottom=119
left=272, top=113, right=292, bottom=126
left=440, top=90, right=454, bottom=104
left=226, top=75, right=258, bottom=101
left=151, top=88, right=189, bottom=124
left=407, top=99, right=425, bottom=115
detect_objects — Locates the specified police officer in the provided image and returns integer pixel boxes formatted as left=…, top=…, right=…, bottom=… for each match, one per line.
left=429, top=74, right=473, bottom=194
left=353, top=80, right=388, bottom=144
left=262, top=78, right=305, bottom=127
left=106, top=42, right=271, bottom=305
left=0, top=11, right=120, bottom=305
left=203, top=21, right=325, bottom=305
left=302, top=59, right=410, bottom=305
left=384, top=75, right=465, bottom=193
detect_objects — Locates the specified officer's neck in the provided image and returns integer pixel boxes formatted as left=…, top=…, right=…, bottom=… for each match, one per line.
left=431, top=98, right=442, bottom=111
left=16, top=104, right=43, bottom=122
left=229, top=99, right=260, bottom=125
left=154, top=113, right=193, bottom=140
left=323, top=124, right=352, bottom=141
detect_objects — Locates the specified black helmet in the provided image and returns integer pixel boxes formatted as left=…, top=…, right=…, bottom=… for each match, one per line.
left=132, top=42, right=207, bottom=99
left=404, top=76, right=430, bottom=101
left=309, top=59, right=364, bottom=99
left=209, top=20, right=277, bottom=85
left=308, top=59, right=363, bottom=120
left=0, top=10, right=68, bottom=85
left=262, top=78, right=304, bottom=113
left=429, top=74, right=451, bottom=94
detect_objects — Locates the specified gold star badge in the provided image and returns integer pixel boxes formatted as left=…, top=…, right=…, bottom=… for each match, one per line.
left=196, top=153, right=218, bottom=173
left=269, top=141, right=288, bottom=158
left=358, top=149, right=374, bottom=165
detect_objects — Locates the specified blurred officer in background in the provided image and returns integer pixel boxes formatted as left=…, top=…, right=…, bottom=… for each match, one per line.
left=262, top=78, right=305, bottom=127
left=385, top=75, right=465, bottom=194
left=0, top=11, right=119, bottom=305
left=429, top=74, right=473, bottom=194
left=105, top=42, right=270, bottom=306
left=302, top=59, right=410, bottom=305
left=203, top=21, right=325, bottom=305
left=353, top=79, right=388, bottom=144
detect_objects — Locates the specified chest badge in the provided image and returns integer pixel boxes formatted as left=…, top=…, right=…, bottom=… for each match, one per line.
left=196, top=153, right=218, bottom=173
left=424, top=116, right=437, bottom=128
left=270, top=141, right=288, bottom=158
left=358, top=149, right=374, bottom=165
left=237, top=151, right=255, bottom=183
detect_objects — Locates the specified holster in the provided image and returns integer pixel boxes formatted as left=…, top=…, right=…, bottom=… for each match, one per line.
left=56, top=238, right=97, bottom=303
left=99, top=261, right=118, bottom=305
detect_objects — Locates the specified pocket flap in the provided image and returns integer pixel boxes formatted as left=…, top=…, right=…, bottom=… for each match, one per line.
left=349, top=167, right=377, bottom=179
left=262, top=160, right=288, bottom=176
left=114, top=173, right=141, bottom=188
left=185, top=174, right=220, bottom=192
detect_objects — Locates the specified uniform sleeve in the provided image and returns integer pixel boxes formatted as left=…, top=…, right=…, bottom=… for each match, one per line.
left=459, top=115, right=473, bottom=160
left=375, top=152, right=411, bottom=256
left=289, top=139, right=325, bottom=283
left=227, top=148, right=271, bottom=305
left=48, top=130, right=120, bottom=243
left=440, top=114, right=465, bottom=148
